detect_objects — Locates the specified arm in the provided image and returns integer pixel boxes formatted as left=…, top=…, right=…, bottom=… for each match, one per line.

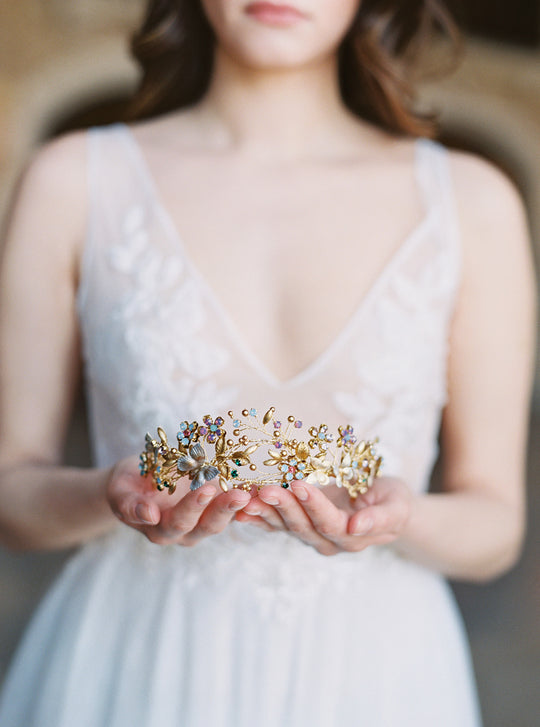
left=236, top=152, right=537, bottom=582
left=0, top=134, right=250, bottom=551
left=0, top=133, right=118, bottom=550
left=393, top=152, right=536, bottom=580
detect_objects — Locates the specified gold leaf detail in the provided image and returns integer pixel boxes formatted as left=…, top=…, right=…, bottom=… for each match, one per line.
left=219, top=478, right=229, bottom=492
left=263, top=407, right=275, bottom=425
left=157, top=427, right=168, bottom=445
left=218, top=462, right=230, bottom=478
left=232, top=452, right=250, bottom=466
left=216, top=433, right=226, bottom=455
left=245, top=444, right=258, bottom=455
left=296, top=442, right=310, bottom=460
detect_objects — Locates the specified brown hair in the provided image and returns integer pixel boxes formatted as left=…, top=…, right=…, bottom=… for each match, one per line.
left=129, top=0, right=460, bottom=137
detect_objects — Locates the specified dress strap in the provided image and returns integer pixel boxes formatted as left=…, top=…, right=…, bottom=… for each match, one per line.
left=415, top=137, right=462, bottom=299
left=77, top=123, right=151, bottom=315
left=77, top=126, right=102, bottom=313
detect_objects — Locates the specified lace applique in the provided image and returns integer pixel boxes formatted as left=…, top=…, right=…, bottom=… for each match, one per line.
left=103, top=204, right=238, bottom=431
left=333, top=241, right=452, bottom=478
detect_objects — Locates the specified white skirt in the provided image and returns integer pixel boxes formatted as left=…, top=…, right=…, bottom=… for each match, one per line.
left=0, top=524, right=482, bottom=727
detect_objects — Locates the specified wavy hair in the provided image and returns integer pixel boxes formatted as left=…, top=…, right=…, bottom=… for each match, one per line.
left=129, top=0, right=460, bottom=137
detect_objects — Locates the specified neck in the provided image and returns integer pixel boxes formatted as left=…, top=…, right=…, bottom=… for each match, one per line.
left=194, top=44, right=373, bottom=161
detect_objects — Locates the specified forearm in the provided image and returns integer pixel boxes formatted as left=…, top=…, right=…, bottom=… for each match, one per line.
left=395, top=488, right=525, bottom=582
left=0, top=462, right=118, bottom=551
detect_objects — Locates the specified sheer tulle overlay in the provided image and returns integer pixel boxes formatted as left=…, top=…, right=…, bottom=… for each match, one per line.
left=0, top=125, right=482, bottom=726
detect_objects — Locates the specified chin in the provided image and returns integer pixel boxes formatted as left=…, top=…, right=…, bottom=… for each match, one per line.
left=220, top=33, right=338, bottom=71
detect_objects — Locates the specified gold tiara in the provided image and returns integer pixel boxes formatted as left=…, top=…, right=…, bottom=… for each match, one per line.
left=139, top=407, right=382, bottom=500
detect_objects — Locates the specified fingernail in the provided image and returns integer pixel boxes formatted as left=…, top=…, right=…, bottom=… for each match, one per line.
left=291, top=485, right=308, bottom=501
left=243, top=505, right=261, bottom=516
left=229, top=500, right=246, bottom=511
left=135, top=503, right=154, bottom=525
left=198, top=493, right=213, bottom=506
left=353, top=517, right=373, bottom=536
left=260, top=496, right=280, bottom=506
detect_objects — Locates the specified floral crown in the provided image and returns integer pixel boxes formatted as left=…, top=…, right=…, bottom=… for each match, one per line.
left=140, top=407, right=383, bottom=500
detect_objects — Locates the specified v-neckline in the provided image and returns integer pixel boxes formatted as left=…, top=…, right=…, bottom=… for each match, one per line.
left=119, top=124, right=435, bottom=391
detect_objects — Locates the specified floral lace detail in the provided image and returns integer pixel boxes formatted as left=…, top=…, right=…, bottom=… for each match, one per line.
left=333, top=229, right=454, bottom=483
left=99, top=203, right=238, bottom=436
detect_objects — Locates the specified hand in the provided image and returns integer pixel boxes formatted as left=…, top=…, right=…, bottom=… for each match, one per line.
left=106, top=455, right=251, bottom=546
left=234, top=476, right=414, bottom=556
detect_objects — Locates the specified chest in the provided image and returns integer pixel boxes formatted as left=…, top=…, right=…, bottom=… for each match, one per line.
left=149, top=151, right=428, bottom=382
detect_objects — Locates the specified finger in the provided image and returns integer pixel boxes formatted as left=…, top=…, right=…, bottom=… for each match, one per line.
left=156, top=484, right=217, bottom=533
left=348, top=504, right=398, bottom=537
left=234, top=511, right=275, bottom=532
left=243, top=497, right=286, bottom=530
left=290, top=482, right=348, bottom=542
left=259, top=486, right=338, bottom=552
left=182, top=489, right=251, bottom=544
left=113, top=491, right=161, bottom=527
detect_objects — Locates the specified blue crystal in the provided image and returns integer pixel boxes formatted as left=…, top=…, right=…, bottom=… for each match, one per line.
left=210, top=424, right=218, bottom=432
left=296, top=472, right=305, bottom=479
left=233, top=419, right=241, bottom=428
left=290, top=459, right=297, bottom=466
left=280, top=464, right=289, bottom=473
left=250, top=408, right=257, bottom=416
left=298, top=463, right=305, bottom=470
left=182, top=437, right=190, bottom=446
left=286, top=473, right=294, bottom=481
left=318, top=432, right=325, bottom=440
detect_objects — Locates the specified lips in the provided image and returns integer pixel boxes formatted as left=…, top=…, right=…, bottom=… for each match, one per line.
left=245, top=2, right=307, bottom=25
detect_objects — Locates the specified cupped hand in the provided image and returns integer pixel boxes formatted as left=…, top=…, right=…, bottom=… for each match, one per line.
left=106, top=455, right=251, bottom=546
left=234, top=476, right=414, bottom=556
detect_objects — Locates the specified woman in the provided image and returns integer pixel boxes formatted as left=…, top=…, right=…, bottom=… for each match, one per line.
left=0, top=1, right=536, bottom=725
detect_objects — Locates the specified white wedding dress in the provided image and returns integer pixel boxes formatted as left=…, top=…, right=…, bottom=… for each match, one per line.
left=0, top=124, right=482, bottom=726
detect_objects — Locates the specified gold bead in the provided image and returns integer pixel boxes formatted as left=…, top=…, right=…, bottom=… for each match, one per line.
left=227, top=439, right=234, bottom=446
left=288, top=415, right=295, bottom=423
left=233, top=429, right=240, bottom=436
left=242, top=409, right=249, bottom=417
left=228, top=411, right=234, bottom=418
left=250, top=464, right=257, bottom=471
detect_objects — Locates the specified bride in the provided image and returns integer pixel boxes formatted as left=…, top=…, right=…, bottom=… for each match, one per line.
left=0, top=1, right=536, bottom=725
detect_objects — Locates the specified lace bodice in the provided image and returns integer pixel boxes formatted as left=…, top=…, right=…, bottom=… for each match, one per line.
left=77, top=124, right=460, bottom=497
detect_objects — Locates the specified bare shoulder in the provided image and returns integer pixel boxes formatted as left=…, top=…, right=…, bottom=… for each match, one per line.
left=4, top=130, right=89, bottom=264
left=18, top=130, right=88, bottom=199
left=444, top=146, right=536, bottom=364
left=446, top=148, right=529, bottom=250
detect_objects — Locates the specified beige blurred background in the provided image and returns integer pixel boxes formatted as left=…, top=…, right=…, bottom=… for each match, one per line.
left=0, top=1, right=539, bottom=725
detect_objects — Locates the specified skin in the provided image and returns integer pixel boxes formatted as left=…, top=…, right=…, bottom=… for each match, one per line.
left=0, top=0, right=536, bottom=580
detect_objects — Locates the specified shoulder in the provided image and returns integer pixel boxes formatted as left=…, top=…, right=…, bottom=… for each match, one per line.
left=437, top=147, right=533, bottom=291
left=444, top=147, right=529, bottom=245
left=3, top=130, right=91, bottom=272
left=19, top=129, right=88, bottom=198
left=443, top=146, right=536, bottom=333
left=12, top=130, right=89, bottom=236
